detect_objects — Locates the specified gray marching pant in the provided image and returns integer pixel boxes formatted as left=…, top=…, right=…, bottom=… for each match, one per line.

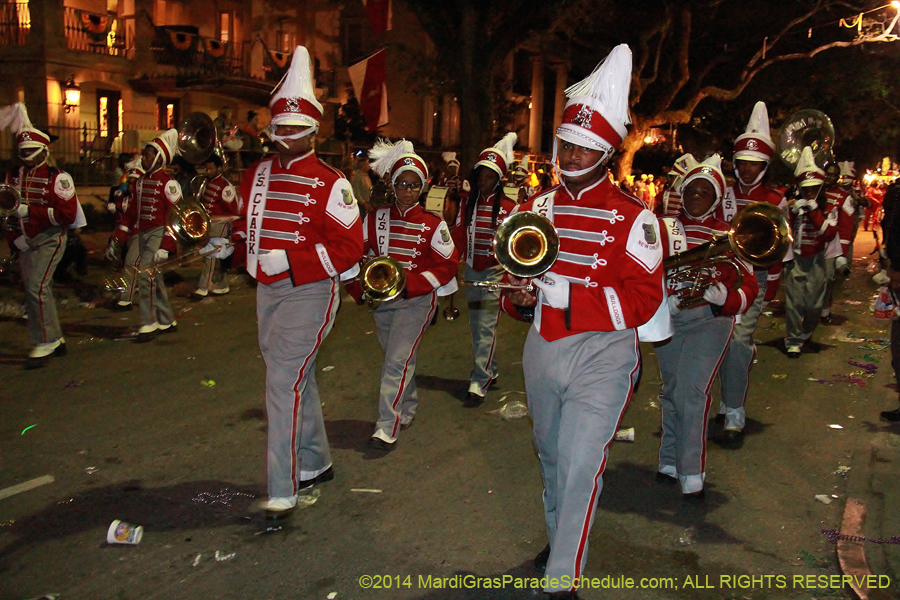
left=372, top=292, right=437, bottom=441
left=784, top=253, right=827, bottom=348
left=464, top=264, right=504, bottom=394
left=20, top=227, right=66, bottom=345
left=197, top=222, right=229, bottom=292
left=717, top=270, right=768, bottom=424
left=822, top=256, right=836, bottom=315
left=657, top=307, right=734, bottom=479
left=258, top=277, right=338, bottom=498
left=119, top=235, right=140, bottom=305
left=136, top=227, right=175, bottom=328
left=524, top=328, right=641, bottom=593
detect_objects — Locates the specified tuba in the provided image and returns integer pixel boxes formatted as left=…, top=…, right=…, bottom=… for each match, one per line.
left=0, top=184, right=21, bottom=218
left=777, top=110, right=834, bottom=169
left=178, top=112, right=225, bottom=166
left=360, top=255, right=406, bottom=303
left=466, top=211, right=560, bottom=292
left=664, top=202, right=792, bottom=309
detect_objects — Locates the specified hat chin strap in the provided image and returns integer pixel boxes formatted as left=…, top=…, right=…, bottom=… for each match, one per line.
left=20, top=146, right=46, bottom=164
left=268, top=126, right=317, bottom=149
left=551, top=136, right=611, bottom=179
left=735, top=163, right=768, bottom=187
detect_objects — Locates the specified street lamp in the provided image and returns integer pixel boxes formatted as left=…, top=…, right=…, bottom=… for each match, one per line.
left=63, top=77, right=80, bottom=114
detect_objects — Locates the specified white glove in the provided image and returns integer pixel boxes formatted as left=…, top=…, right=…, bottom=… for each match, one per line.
left=824, top=210, right=838, bottom=228
left=15, top=203, right=28, bottom=218
left=107, top=202, right=117, bottom=214
left=154, top=249, right=169, bottom=263
left=835, top=256, right=849, bottom=271
left=667, top=294, right=681, bottom=316
left=201, top=237, right=234, bottom=260
left=791, top=199, right=815, bottom=214
left=531, top=271, right=570, bottom=309
left=259, top=249, right=289, bottom=275
left=13, top=235, right=29, bottom=252
left=703, top=281, right=729, bottom=306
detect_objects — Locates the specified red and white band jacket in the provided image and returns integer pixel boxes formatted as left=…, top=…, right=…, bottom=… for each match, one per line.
left=788, top=194, right=838, bottom=259
left=345, top=202, right=459, bottom=302
left=202, top=174, right=240, bottom=218
left=659, top=213, right=758, bottom=317
left=716, top=182, right=787, bottom=301
left=436, top=174, right=470, bottom=193
left=823, top=186, right=855, bottom=259
left=234, top=151, right=364, bottom=287
left=113, top=168, right=182, bottom=251
left=5, top=163, right=78, bottom=240
left=500, top=176, right=665, bottom=342
left=451, top=191, right=517, bottom=271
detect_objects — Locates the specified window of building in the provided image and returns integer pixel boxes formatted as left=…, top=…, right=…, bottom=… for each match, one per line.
left=156, top=97, right=180, bottom=130
left=97, top=89, right=122, bottom=137
left=219, top=12, right=230, bottom=42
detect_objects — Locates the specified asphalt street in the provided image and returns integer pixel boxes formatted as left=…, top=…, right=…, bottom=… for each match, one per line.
left=0, top=232, right=898, bottom=600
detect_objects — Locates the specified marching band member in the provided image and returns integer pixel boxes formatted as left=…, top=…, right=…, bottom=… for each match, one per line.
left=451, top=132, right=518, bottom=407
left=192, top=153, right=239, bottom=299
left=819, top=162, right=856, bottom=323
left=661, top=153, right=697, bottom=217
left=656, top=155, right=758, bottom=497
left=345, top=140, right=459, bottom=451
left=106, top=158, right=144, bottom=311
left=1, top=103, right=79, bottom=368
left=109, top=129, right=182, bottom=342
left=714, top=102, right=787, bottom=443
left=205, top=46, right=363, bottom=518
left=784, top=146, right=839, bottom=358
left=437, top=151, right=469, bottom=224
left=500, top=45, right=664, bottom=599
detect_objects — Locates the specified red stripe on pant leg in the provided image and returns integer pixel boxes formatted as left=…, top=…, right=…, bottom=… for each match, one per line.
left=699, top=319, right=736, bottom=472
left=571, top=331, right=641, bottom=586
left=288, top=279, right=337, bottom=494
left=36, top=231, right=65, bottom=343
left=479, top=307, right=502, bottom=394
left=739, top=344, right=757, bottom=406
left=388, top=294, right=436, bottom=439
left=127, top=242, right=140, bottom=303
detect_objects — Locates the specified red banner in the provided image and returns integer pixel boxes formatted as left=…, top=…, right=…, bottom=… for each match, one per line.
left=362, top=0, right=391, bottom=36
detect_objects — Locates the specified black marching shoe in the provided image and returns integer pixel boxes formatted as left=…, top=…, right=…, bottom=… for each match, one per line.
left=880, top=408, right=900, bottom=423
left=367, top=437, right=396, bottom=451
left=298, top=466, right=334, bottom=490
left=533, top=544, right=551, bottom=574
left=723, top=429, right=743, bottom=444
left=655, top=472, right=678, bottom=485
left=463, top=392, right=484, bottom=408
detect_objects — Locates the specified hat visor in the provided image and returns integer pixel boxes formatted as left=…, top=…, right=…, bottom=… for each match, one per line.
left=798, top=180, right=824, bottom=188
left=270, top=114, right=319, bottom=128
left=733, top=151, right=769, bottom=162
left=18, top=141, right=47, bottom=149
left=556, top=126, right=614, bottom=153
left=473, top=161, right=504, bottom=178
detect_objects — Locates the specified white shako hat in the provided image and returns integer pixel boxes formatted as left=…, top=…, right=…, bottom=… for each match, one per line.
left=0, top=102, right=51, bottom=150
left=514, top=154, right=530, bottom=175
left=679, top=154, right=726, bottom=218
left=474, top=132, right=517, bottom=178
left=839, top=161, right=856, bottom=179
left=734, top=101, right=775, bottom=162
left=270, top=45, right=324, bottom=129
left=146, top=128, right=179, bottom=166
left=442, top=151, right=460, bottom=168
left=671, top=153, right=698, bottom=180
left=794, top=146, right=825, bottom=188
left=369, top=139, right=428, bottom=186
left=556, top=44, right=632, bottom=159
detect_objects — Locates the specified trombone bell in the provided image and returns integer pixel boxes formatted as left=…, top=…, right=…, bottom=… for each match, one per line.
left=493, top=211, right=559, bottom=278
left=361, top=256, right=406, bottom=302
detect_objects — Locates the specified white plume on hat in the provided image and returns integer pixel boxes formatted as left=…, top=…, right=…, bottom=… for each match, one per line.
left=562, top=44, right=632, bottom=143
left=369, top=138, right=427, bottom=184
left=442, top=151, right=459, bottom=165
left=0, top=102, right=30, bottom=135
left=794, top=146, right=824, bottom=183
left=270, top=45, right=323, bottom=128
left=475, top=132, right=517, bottom=177
left=146, top=128, right=180, bottom=167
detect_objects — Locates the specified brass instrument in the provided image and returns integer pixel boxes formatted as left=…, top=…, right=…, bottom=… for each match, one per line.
left=360, top=255, right=406, bottom=303
left=777, top=109, right=834, bottom=169
left=664, top=202, right=792, bottom=309
left=0, top=184, right=22, bottom=218
left=467, top=211, right=560, bottom=292
left=443, top=293, right=459, bottom=320
left=177, top=112, right=225, bottom=166
left=190, top=174, right=209, bottom=200
left=103, top=241, right=233, bottom=292
left=167, top=199, right=211, bottom=247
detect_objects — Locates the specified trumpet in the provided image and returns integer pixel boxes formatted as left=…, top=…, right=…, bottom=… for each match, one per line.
left=664, top=202, right=791, bottom=309
left=0, top=184, right=22, bottom=218
left=466, top=211, right=560, bottom=292
left=360, top=255, right=406, bottom=303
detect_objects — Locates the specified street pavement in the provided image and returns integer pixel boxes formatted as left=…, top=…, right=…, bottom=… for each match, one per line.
left=0, top=232, right=899, bottom=600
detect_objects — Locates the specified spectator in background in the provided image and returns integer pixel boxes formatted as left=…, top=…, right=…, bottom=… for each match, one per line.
left=239, top=110, right=265, bottom=161
left=351, top=153, right=373, bottom=215
left=170, top=156, right=196, bottom=199
left=213, top=105, right=234, bottom=140
left=865, top=181, right=884, bottom=232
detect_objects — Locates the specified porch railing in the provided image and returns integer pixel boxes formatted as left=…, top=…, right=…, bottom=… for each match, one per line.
left=0, top=2, right=29, bottom=46
left=64, top=7, right=133, bottom=58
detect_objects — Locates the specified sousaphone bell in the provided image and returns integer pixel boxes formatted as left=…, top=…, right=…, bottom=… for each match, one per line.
left=777, top=109, right=835, bottom=169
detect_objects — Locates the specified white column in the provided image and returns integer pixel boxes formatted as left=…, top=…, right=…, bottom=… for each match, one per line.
left=528, top=56, right=544, bottom=154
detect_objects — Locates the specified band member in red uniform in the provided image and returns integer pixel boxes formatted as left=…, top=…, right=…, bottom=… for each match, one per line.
left=106, top=158, right=144, bottom=310
left=499, top=45, right=664, bottom=599
left=713, top=102, right=787, bottom=443
left=451, top=132, right=518, bottom=407
left=437, top=152, right=469, bottom=224
left=345, top=140, right=459, bottom=450
left=820, top=162, right=856, bottom=323
left=192, top=153, right=239, bottom=299
left=784, top=146, right=839, bottom=358
left=109, top=129, right=182, bottom=342
left=1, top=103, right=79, bottom=368
left=656, top=155, right=758, bottom=496
left=205, top=46, right=364, bottom=519
left=661, top=154, right=697, bottom=217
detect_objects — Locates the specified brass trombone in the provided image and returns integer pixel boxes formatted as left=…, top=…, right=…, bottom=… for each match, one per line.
left=466, top=211, right=560, bottom=292
left=664, top=202, right=791, bottom=309
left=360, top=255, right=407, bottom=303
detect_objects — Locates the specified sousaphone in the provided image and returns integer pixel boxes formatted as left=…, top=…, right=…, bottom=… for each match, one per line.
left=777, top=109, right=835, bottom=169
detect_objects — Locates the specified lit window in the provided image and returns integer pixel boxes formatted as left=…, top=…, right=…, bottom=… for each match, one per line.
left=220, top=13, right=230, bottom=42
left=117, top=99, right=123, bottom=136
left=99, top=97, right=109, bottom=137
left=166, top=103, right=175, bottom=129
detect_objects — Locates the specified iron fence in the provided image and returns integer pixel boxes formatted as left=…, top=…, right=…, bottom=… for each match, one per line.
left=63, top=7, right=133, bottom=58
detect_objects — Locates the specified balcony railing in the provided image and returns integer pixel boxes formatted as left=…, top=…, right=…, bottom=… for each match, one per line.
left=151, top=26, right=247, bottom=78
left=0, top=2, right=30, bottom=46
left=64, top=7, right=133, bottom=58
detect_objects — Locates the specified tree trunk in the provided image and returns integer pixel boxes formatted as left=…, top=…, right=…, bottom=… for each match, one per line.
left=615, top=124, right=649, bottom=183
left=455, top=4, right=495, bottom=169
